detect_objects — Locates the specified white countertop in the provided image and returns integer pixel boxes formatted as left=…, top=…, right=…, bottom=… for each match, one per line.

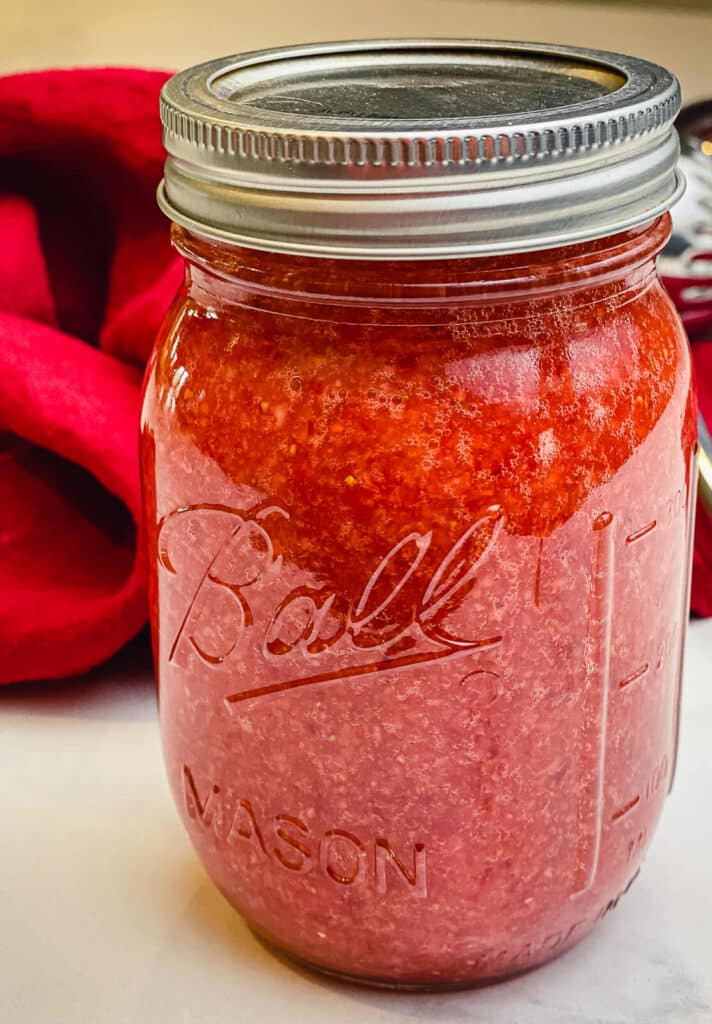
left=1, top=620, right=711, bottom=1024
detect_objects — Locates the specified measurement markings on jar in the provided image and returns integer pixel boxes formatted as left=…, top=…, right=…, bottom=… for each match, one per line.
left=625, top=520, right=657, bottom=545
left=625, top=829, right=647, bottom=864
left=617, top=625, right=679, bottom=691
left=611, top=795, right=641, bottom=822
left=611, top=755, right=668, bottom=829
left=617, top=664, right=649, bottom=690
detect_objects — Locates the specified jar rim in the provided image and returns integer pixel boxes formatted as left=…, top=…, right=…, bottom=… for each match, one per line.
left=174, top=215, right=670, bottom=317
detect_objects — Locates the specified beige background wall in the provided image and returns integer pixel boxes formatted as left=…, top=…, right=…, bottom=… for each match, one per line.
left=4, top=0, right=712, bottom=103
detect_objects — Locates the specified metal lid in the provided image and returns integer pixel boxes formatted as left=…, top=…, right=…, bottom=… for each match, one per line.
left=158, top=39, right=684, bottom=259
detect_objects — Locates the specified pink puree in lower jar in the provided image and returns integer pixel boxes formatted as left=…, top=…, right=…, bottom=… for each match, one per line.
left=141, top=219, right=696, bottom=987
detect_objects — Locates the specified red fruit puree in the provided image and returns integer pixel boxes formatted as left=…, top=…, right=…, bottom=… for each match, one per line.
left=140, top=214, right=696, bottom=987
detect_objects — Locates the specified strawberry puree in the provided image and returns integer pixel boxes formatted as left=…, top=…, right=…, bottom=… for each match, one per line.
left=141, top=215, right=696, bottom=987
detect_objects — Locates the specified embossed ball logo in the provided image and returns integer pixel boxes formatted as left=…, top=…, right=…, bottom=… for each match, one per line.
left=157, top=500, right=505, bottom=706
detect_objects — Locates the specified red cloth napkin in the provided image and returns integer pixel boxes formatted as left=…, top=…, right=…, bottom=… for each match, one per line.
left=0, top=68, right=710, bottom=687
left=0, top=68, right=181, bottom=683
left=692, top=339, right=712, bottom=618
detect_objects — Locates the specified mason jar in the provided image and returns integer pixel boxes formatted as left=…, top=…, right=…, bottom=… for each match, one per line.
left=141, top=40, right=700, bottom=988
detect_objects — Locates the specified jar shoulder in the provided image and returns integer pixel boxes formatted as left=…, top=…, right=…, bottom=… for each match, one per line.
left=143, top=277, right=692, bottom=421
left=140, top=279, right=694, bottom=542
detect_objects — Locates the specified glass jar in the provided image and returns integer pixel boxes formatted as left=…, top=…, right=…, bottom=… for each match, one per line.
left=142, top=41, right=699, bottom=988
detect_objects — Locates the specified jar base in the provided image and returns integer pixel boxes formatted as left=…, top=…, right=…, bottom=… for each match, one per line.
left=248, top=925, right=561, bottom=992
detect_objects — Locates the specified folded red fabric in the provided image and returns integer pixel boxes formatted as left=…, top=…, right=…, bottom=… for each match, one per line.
left=691, top=338, right=712, bottom=619
left=0, top=69, right=181, bottom=683
left=0, top=68, right=709, bottom=686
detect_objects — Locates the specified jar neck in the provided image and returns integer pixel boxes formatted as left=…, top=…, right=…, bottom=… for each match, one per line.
left=173, top=215, right=671, bottom=320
